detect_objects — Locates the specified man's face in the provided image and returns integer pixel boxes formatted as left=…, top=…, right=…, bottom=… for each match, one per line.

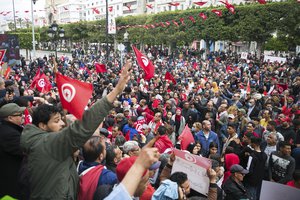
left=45, top=113, right=65, bottom=132
left=203, top=122, right=211, bottom=131
left=266, top=134, right=277, bottom=145
left=114, top=147, right=122, bottom=164
left=8, top=112, right=24, bottom=126
left=134, top=170, right=149, bottom=197
left=234, top=172, right=245, bottom=182
left=246, top=123, right=254, bottom=133
left=281, top=145, right=291, bottom=156
left=154, top=113, right=161, bottom=122
left=112, top=127, right=119, bottom=137
left=180, top=180, right=191, bottom=195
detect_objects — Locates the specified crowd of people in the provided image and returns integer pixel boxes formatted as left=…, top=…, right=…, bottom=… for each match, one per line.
left=0, top=46, right=300, bottom=200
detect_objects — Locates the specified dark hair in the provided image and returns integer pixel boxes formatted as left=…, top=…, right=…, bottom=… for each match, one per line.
left=279, top=141, right=292, bottom=149
left=93, top=185, right=113, bottom=200
left=32, top=104, right=61, bottom=126
left=268, top=121, right=277, bottom=127
left=106, top=145, right=117, bottom=166
left=114, top=135, right=126, bottom=148
left=209, top=142, right=218, bottom=149
left=14, top=96, right=30, bottom=107
left=227, top=122, right=237, bottom=130
left=157, top=125, right=167, bottom=136
left=170, top=172, right=188, bottom=186
left=82, top=136, right=104, bottom=162
left=186, top=142, right=201, bottom=155
left=250, top=137, right=262, bottom=146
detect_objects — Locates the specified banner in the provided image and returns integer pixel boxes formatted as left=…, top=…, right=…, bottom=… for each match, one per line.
left=108, top=14, right=116, bottom=34
left=264, top=55, right=286, bottom=63
left=172, top=149, right=211, bottom=196
left=260, top=181, right=300, bottom=200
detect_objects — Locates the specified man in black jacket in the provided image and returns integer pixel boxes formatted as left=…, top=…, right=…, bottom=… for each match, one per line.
left=222, top=164, right=250, bottom=200
left=0, top=103, right=25, bottom=199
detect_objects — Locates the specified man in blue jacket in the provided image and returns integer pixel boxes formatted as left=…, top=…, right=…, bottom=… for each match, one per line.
left=195, top=120, right=220, bottom=157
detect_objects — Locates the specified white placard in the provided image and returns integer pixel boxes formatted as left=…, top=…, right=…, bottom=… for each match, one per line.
left=264, top=55, right=286, bottom=63
left=172, top=149, right=211, bottom=196
left=241, top=52, right=248, bottom=60
left=260, top=180, right=300, bottom=200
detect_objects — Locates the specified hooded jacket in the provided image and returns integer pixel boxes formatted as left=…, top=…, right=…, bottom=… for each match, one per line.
left=20, top=97, right=113, bottom=199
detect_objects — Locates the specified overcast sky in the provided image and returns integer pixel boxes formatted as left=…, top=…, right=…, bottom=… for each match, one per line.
left=0, top=0, right=45, bottom=20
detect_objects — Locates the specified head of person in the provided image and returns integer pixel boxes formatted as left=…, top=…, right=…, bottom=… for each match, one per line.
left=116, top=156, right=152, bottom=197
left=32, top=104, right=65, bottom=132
left=99, top=128, right=109, bottom=139
left=123, top=141, right=141, bottom=157
left=207, top=101, right=213, bottom=111
left=192, top=122, right=202, bottom=133
left=267, top=121, right=277, bottom=132
left=202, top=120, right=212, bottom=132
left=114, top=135, right=126, bottom=150
left=227, top=123, right=237, bottom=137
left=5, top=86, right=15, bottom=101
left=237, top=108, right=246, bottom=117
left=230, top=164, right=248, bottom=182
left=266, top=132, right=278, bottom=146
left=242, top=132, right=253, bottom=145
left=218, top=104, right=228, bottom=113
left=123, top=108, right=130, bottom=117
left=279, top=141, right=292, bottom=156
left=0, top=103, right=25, bottom=126
left=112, top=125, right=121, bottom=138
left=209, top=142, right=218, bottom=156
left=250, top=137, right=262, bottom=149
left=115, top=113, right=125, bottom=123
left=128, top=116, right=137, bottom=127
left=106, top=145, right=122, bottom=167
left=170, top=172, right=191, bottom=195
left=262, top=109, right=271, bottom=120
left=187, top=142, right=201, bottom=155
left=228, top=114, right=235, bottom=123
left=175, top=108, right=182, bottom=116
left=82, top=136, right=106, bottom=163
left=246, top=122, right=255, bottom=133
left=166, top=111, right=173, bottom=120
left=157, top=125, right=167, bottom=136
left=154, top=112, right=162, bottom=122
left=183, top=101, right=190, bottom=109
left=248, top=98, right=256, bottom=108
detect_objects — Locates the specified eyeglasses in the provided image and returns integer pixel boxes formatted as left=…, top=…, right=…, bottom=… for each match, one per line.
left=11, top=113, right=23, bottom=117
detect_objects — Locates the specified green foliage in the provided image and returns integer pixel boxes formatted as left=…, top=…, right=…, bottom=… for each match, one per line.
left=9, top=32, right=40, bottom=50
left=264, top=37, right=288, bottom=51
left=13, top=1, right=300, bottom=51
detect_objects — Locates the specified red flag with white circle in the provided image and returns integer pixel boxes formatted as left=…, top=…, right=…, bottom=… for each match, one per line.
left=132, top=45, right=155, bottom=81
left=56, top=73, right=93, bottom=119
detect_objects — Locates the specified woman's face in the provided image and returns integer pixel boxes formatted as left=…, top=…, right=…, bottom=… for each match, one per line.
left=192, top=143, right=201, bottom=155
left=210, top=147, right=218, bottom=155
left=176, top=109, right=181, bottom=115
left=167, top=112, right=172, bottom=119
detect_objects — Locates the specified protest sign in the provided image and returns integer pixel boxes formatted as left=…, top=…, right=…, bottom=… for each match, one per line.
left=241, top=52, right=248, bottom=59
left=260, top=181, right=300, bottom=200
left=264, top=55, right=286, bottom=63
left=172, top=149, right=211, bottom=196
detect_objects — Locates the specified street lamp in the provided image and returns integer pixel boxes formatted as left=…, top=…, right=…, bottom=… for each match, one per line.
left=31, top=0, right=37, bottom=58
left=47, top=21, right=65, bottom=59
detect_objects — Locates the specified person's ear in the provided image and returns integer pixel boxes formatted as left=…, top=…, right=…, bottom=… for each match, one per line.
left=38, top=122, right=48, bottom=131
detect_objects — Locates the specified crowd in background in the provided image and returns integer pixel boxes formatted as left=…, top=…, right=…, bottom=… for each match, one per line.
left=0, top=46, right=300, bottom=200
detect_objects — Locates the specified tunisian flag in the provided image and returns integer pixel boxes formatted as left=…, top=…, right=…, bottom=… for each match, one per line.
left=95, top=63, right=107, bottom=73
left=132, top=45, right=155, bottom=80
left=30, top=71, right=52, bottom=93
left=23, top=108, right=32, bottom=125
left=165, top=71, right=176, bottom=84
left=56, top=73, right=93, bottom=119
left=178, top=125, right=195, bottom=150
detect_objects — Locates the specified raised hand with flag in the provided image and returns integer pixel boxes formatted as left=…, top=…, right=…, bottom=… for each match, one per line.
left=95, top=62, right=107, bottom=73
left=165, top=71, right=176, bottom=85
left=132, top=45, right=155, bottom=81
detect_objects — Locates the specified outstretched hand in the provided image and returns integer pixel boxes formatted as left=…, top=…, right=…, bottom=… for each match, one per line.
left=115, top=59, right=132, bottom=93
